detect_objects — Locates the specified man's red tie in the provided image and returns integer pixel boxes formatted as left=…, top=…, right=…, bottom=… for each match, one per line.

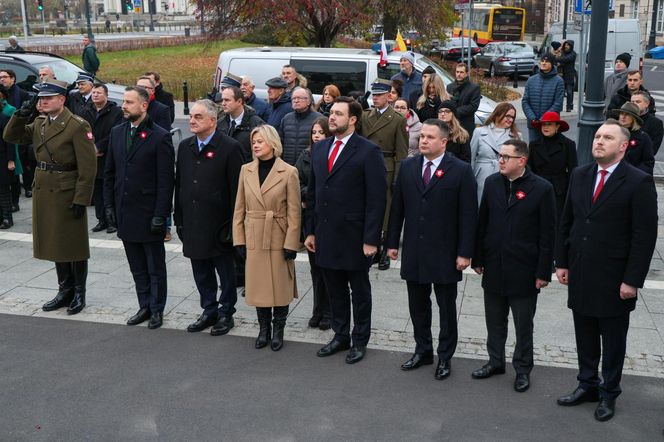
left=592, top=169, right=608, bottom=203
left=328, top=140, right=342, bottom=172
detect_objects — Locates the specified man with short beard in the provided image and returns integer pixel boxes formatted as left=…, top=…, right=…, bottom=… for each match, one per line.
left=104, top=86, right=175, bottom=330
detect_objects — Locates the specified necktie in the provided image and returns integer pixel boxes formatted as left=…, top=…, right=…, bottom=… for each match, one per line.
left=127, top=126, right=137, bottom=153
left=592, top=169, right=608, bottom=203
left=423, top=161, right=433, bottom=186
left=130, top=126, right=137, bottom=138
left=228, top=119, right=236, bottom=135
left=199, top=143, right=206, bottom=152
left=328, top=140, right=342, bottom=172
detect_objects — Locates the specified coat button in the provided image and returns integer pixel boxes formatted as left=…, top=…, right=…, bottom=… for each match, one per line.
left=419, top=216, right=424, bottom=221
left=193, top=180, right=198, bottom=184
left=197, top=161, right=201, bottom=164
left=582, top=236, right=587, bottom=241
left=585, top=219, right=590, bottom=224
left=124, top=192, right=128, bottom=195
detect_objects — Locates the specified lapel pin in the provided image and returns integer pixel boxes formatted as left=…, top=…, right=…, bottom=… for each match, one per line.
left=516, top=190, right=526, bottom=200
left=139, top=131, right=147, bottom=139
left=86, top=132, right=94, bottom=140
left=629, top=139, right=637, bottom=148
left=435, top=170, right=444, bottom=178
left=205, top=151, right=215, bottom=159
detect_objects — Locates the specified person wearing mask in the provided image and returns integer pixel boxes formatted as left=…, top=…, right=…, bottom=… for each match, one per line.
left=604, top=53, right=632, bottom=112
left=278, top=87, right=322, bottom=166
left=315, top=84, right=340, bottom=117
left=522, top=55, right=564, bottom=143
left=554, top=40, right=577, bottom=113
left=393, top=98, right=422, bottom=157
left=631, top=91, right=663, bottom=154
left=391, top=52, right=423, bottom=102
left=610, top=102, right=655, bottom=175
left=295, top=117, right=333, bottom=331
left=437, top=100, right=470, bottom=163
left=446, top=63, right=481, bottom=138
left=233, top=125, right=301, bottom=351
left=241, top=75, right=271, bottom=121
left=265, top=77, right=293, bottom=128
left=471, top=103, right=521, bottom=202
left=415, top=74, right=449, bottom=123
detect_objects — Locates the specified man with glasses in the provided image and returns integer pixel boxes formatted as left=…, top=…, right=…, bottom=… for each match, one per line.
left=471, top=139, right=555, bottom=393
left=278, top=87, right=321, bottom=166
left=136, top=76, right=171, bottom=132
left=522, top=54, right=564, bottom=143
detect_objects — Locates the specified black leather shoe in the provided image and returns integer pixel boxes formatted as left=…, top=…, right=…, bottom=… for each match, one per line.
left=187, top=313, right=218, bottom=332
left=210, top=316, right=234, bottom=336
left=66, top=292, right=86, bottom=315
left=594, top=399, right=616, bottom=422
left=401, top=353, right=434, bottom=371
left=434, top=359, right=451, bottom=380
left=106, top=225, right=117, bottom=234
left=318, top=317, right=331, bottom=330
left=317, top=339, right=350, bottom=357
left=377, top=249, right=390, bottom=270
left=471, top=363, right=506, bottom=379
left=126, top=308, right=151, bottom=326
left=148, top=312, right=163, bottom=329
left=345, top=346, right=366, bottom=364
left=0, top=219, right=13, bottom=229
left=91, top=221, right=107, bottom=232
left=514, top=373, right=530, bottom=392
left=308, top=316, right=321, bottom=327
left=42, top=292, right=73, bottom=311
left=557, top=387, right=600, bottom=406
left=25, top=190, right=32, bottom=198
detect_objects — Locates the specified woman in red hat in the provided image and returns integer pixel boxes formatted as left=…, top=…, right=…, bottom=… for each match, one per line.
left=528, top=111, right=577, bottom=220
left=610, top=102, right=655, bottom=175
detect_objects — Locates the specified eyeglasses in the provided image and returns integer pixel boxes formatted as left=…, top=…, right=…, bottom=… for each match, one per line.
left=0, top=75, right=9, bottom=79
left=503, top=114, right=516, bottom=120
left=498, top=154, right=524, bottom=162
left=438, top=109, right=452, bottom=115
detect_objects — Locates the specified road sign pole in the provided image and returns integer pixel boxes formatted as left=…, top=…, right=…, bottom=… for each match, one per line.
left=20, top=0, right=29, bottom=44
left=468, top=0, right=473, bottom=72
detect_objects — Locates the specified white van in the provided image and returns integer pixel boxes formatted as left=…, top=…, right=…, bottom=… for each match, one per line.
left=213, top=47, right=496, bottom=124
left=538, top=19, right=642, bottom=79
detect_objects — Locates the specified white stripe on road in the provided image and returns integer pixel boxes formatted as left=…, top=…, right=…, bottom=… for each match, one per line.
left=651, top=66, right=658, bottom=72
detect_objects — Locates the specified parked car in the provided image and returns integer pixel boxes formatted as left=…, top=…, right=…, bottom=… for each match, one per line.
left=473, top=42, right=538, bottom=77
left=435, top=38, right=481, bottom=61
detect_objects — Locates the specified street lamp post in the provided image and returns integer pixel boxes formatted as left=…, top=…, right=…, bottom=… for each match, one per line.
left=648, top=0, right=659, bottom=50
left=149, top=0, right=155, bottom=31
left=84, top=0, right=94, bottom=39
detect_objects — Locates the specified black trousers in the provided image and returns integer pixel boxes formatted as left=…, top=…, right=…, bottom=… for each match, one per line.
left=483, top=292, right=538, bottom=374
left=565, top=82, right=574, bottom=111
left=92, top=179, right=105, bottom=221
left=573, top=311, right=630, bottom=400
left=406, top=281, right=458, bottom=361
left=308, top=251, right=330, bottom=320
left=11, top=175, right=20, bottom=205
left=321, top=267, right=372, bottom=347
left=190, top=252, right=236, bottom=318
left=123, top=240, right=167, bottom=313
left=0, top=184, right=12, bottom=221
left=19, top=146, right=35, bottom=191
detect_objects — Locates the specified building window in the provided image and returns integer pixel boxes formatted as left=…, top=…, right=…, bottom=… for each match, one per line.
left=619, top=4, right=625, bottom=17
left=658, top=1, right=664, bottom=33
left=631, top=0, right=639, bottom=19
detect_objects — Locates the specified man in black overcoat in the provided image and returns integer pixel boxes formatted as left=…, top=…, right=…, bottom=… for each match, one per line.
left=174, top=99, right=244, bottom=335
left=386, top=119, right=477, bottom=380
left=471, top=139, right=556, bottom=392
left=104, top=86, right=175, bottom=330
left=555, top=120, right=657, bottom=422
left=136, top=76, right=172, bottom=131
left=304, top=97, right=387, bottom=364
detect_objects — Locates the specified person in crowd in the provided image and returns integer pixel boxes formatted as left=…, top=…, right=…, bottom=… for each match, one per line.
left=217, top=85, right=264, bottom=162
left=554, top=40, right=577, bottom=113
left=472, top=139, right=556, bottom=393
left=437, top=100, right=470, bottom=163
left=608, top=70, right=650, bottom=113
left=393, top=98, right=422, bottom=157
left=0, top=69, right=29, bottom=109
left=386, top=118, right=477, bottom=380
left=68, top=73, right=94, bottom=119
left=6, top=35, right=24, bottom=53
left=550, top=41, right=562, bottom=58
left=281, top=64, right=304, bottom=92
left=233, top=124, right=301, bottom=351
left=527, top=111, right=577, bottom=221
left=0, top=83, right=23, bottom=211
left=604, top=53, right=631, bottom=112
left=104, top=86, right=175, bottom=330
left=408, top=65, right=435, bottom=110
left=38, top=66, right=56, bottom=83
left=446, top=63, right=481, bottom=138
left=4, top=79, right=96, bottom=315
left=136, top=76, right=172, bottom=131
left=315, top=84, right=340, bottom=117
left=610, top=102, right=655, bottom=175
left=360, top=79, right=408, bottom=271
left=415, top=74, right=449, bottom=123
left=145, top=71, right=175, bottom=124
left=522, top=54, right=564, bottom=143
left=265, top=77, right=292, bottom=128
left=391, top=51, right=423, bottom=103
left=305, top=97, right=386, bottom=365
left=87, top=83, right=123, bottom=234
left=0, top=100, right=15, bottom=229
left=295, top=117, right=332, bottom=330
left=388, top=79, right=403, bottom=106
left=82, top=36, right=100, bottom=77
left=241, top=75, right=271, bottom=121
left=470, top=103, right=520, bottom=202
left=279, top=87, right=322, bottom=166
left=631, top=91, right=663, bottom=154
left=555, top=120, right=657, bottom=422
left=175, top=99, right=244, bottom=336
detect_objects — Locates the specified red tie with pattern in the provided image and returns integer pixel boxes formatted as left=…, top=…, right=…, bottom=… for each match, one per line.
left=328, top=140, right=342, bottom=172
left=592, top=169, right=608, bottom=203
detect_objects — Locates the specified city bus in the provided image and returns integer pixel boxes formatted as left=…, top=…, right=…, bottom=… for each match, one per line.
left=453, top=4, right=526, bottom=45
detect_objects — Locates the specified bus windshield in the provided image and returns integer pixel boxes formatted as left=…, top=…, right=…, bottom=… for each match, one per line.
left=492, top=9, right=524, bottom=38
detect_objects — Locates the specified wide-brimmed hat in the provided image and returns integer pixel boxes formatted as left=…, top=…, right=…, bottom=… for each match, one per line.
left=610, top=102, right=643, bottom=126
left=531, top=111, right=569, bottom=132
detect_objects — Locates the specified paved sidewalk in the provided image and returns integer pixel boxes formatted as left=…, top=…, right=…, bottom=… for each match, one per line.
left=2, top=183, right=664, bottom=379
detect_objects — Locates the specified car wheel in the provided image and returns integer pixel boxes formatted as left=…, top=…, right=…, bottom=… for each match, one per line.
left=489, top=64, right=496, bottom=78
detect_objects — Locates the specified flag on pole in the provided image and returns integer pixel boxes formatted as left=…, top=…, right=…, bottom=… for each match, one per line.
left=379, top=33, right=388, bottom=67
left=396, top=30, right=407, bottom=52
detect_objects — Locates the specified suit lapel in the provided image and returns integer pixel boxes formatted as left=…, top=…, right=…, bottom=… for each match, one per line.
left=42, top=110, right=68, bottom=145
left=423, top=154, right=451, bottom=195
left=589, top=161, right=627, bottom=212
left=126, top=125, right=153, bottom=161
left=507, top=174, right=535, bottom=209
left=245, top=160, right=266, bottom=208
left=412, top=155, right=424, bottom=193
left=579, top=163, right=596, bottom=213
left=365, top=108, right=393, bottom=135
left=327, top=134, right=358, bottom=179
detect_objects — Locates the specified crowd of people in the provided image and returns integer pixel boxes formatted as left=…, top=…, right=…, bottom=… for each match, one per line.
left=0, top=44, right=660, bottom=424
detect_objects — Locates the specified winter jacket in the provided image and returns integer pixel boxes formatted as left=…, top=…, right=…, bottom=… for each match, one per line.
left=82, top=44, right=100, bottom=75
left=83, top=101, right=124, bottom=179
left=641, top=110, right=664, bottom=155
left=278, top=108, right=323, bottom=166
left=217, top=105, right=265, bottom=162
left=266, top=91, right=292, bottom=128
left=607, top=85, right=653, bottom=115
left=246, top=93, right=271, bottom=121
left=555, top=41, right=577, bottom=85
left=405, top=111, right=422, bottom=157
left=604, top=70, right=629, bottom=105
left=391, top=70, right=423, bottom=103
left=626, top=129, right=655, bottom=175
left=446, top=78, right=481, bottom=137
left=522, top=67, right=564, bottom=123
left=154, top=84, right=175, bottom=124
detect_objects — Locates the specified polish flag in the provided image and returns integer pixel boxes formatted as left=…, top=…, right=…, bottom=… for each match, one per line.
left=379, top=33, right=388, bottom=67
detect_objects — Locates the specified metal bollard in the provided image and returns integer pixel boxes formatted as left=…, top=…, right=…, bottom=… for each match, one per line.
left=513, top=64, right=518, bottom=88
left=183, top=81, right=189, bottom=115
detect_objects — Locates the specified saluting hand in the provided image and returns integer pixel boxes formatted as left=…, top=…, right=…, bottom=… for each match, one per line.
left=619, top=283, right=637, bottom=300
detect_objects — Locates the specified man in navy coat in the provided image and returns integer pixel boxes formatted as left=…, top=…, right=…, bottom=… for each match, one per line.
left=555, top=120, right=657, bottom=422
left=304, top=97, right=386, bottom=364
left=104, top=86, right=175, bottom=330
left=471, top=139, right=556, bottom=393
left=386, top=119, right=477, bottom=380
left=137, top=76, right=172, bottom=131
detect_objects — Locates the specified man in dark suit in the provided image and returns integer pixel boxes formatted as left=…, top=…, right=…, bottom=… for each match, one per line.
left=555, top=120, right=657, bottom=422
left=446, top=63, right=481, bottom=138
left=174, top=99, right=244, bottom=335
left=304, top=96, right=387, bottom=364
left=145, top=71, right=175, bottom=124
left=136, top=76, right=172, bottom=131
left=104, top=86, right=175, bottom=330
left=471, top=139, right=556, bottom=392
left=386, top=119, right=477, bottom=380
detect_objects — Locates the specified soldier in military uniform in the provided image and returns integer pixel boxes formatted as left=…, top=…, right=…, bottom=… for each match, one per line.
left=360, top=78, right=409, bottom=270
left=3, top=79, right=97, bottom=315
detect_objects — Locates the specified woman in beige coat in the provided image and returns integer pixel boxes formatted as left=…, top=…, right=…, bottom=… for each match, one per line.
left=233, top=125, right=301, bottom=351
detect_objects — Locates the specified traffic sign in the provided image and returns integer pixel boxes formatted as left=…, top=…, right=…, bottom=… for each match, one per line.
left=575, top=0, right=614, bottom=14
left=454, top=0, right=469, bottom=11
